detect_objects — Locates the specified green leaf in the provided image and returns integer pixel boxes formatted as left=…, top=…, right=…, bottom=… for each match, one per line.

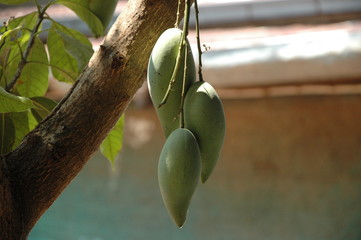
left=0, top=12, right=38, bottom=35
left=0, top=0, right=31, bottom=5
left=56, top=0, right=104, bottom=37
left=0, top=43, right=10, bottom=87
left=0, top=12, right=38, bottom=87
left=10, top=111, right=29, bottom=149
left=88, top=0, right=117, bottom=30
left=48, top=21, right=93, bottom=83
left=15, top=37, right=49, bottom=97
left=27, top=109, right=38, bottom=131
left=0, top=45, right=13, bottom=88
left=0, top=26, right=22, bottom=46
left=55, top=29, right=93, bottom=71
left=48, top=29, right=78, bottom=83
left=30, top=96, right=57, bottom=123
left=100, top=115, right=125, bottom=165
left=0, top=113, right=15, bottom=155
left=50, top=21, right=92, bottom=48
left=0, top=41, right=22, bottom=88
left=0, top=87, right=35, bottom=113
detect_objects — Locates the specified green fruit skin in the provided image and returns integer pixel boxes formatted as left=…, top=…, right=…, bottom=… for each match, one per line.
left=147, top=28, right=196, bottom=138
left=89, top=0, right=118, bottom=30
left=158, top=128, right=201, bottom=227
left=184, top=81, right=226, bottom=183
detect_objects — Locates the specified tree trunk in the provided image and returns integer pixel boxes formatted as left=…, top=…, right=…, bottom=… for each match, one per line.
left=0, top=0, right=191, bottom=238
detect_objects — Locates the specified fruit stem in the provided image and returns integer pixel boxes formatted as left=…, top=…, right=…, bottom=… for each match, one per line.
left=180, top=0, right=191, bottom=128
left=194, top=0, right=204, bottom=82
left=175, top=0, right=181, bottom=28
left=182, top=0, right=191, bottom=37
left=158, top=0, right=192, bottom=109
left=180, top=42, right=188, bottom=128
left=157, top=41, right=184, bottom=109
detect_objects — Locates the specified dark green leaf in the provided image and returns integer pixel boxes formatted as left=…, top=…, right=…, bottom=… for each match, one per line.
left=0, top=66, right=3, bottom=83
left=27, top=109, right=38, bottom=131
left=47, top=26, right=79, bottom=83
left=47, top=22, right=93, bottom=82
left=100, top=115, right=125, bottom=165
left=0, top=86, right=35, bottom=113
left=10, top=111, right=29, bottom=149
left=0, top=48, right=12, bottom=88
left=56, top=0, right=104, bottom=37
left=55, top=29, right=93, bottom=71
left=88, top=0, right=117, bottom=30
left=50, top=21, right=92, bottom=47
left=0, top=113, right=15, bottom=155
left=30, top=96, right=57, bottom=123
left=15, top=37, right=49, bottom=97
left=0, top=41, right=22, bottom=88
left=0, top=0, right=31, bottom=5
left=0, top=42, right=11, bottom=88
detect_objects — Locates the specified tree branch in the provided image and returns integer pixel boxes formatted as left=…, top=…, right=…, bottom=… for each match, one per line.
left=3, top=0, right=192, bottom=236
left=0, top=156, right=22, bottom=239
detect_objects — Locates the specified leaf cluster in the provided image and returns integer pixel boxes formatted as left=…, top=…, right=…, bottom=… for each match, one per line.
left=0, top=0, right=123, bottom=164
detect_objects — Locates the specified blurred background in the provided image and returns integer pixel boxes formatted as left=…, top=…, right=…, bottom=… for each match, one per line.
left=1, top=0, right=361, bottom=239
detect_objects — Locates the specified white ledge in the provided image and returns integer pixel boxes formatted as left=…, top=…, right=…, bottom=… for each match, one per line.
left=189, top=21, right=361, bottom=87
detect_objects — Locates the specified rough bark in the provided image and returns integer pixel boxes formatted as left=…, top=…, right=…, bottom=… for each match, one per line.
left=1, top=0, right=191, bottom=238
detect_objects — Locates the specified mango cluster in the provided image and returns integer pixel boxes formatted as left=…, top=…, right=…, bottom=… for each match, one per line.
left=147, top=28, right=225, bottom=227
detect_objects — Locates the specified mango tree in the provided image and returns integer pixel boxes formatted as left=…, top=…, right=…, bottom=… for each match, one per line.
left=0, top=0, right=190, bottom=238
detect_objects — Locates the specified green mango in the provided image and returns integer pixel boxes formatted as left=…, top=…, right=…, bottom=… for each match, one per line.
left=158, top=128, right=201, bottom=227
left=184, top=81, right=225, bottom=183
left=147, top=28, right=196, bottom=138
left=89, top=0, right=118, bottom=30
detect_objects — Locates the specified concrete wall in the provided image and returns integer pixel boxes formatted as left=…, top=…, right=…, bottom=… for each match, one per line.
left=30, top=94, right=361, bottom=240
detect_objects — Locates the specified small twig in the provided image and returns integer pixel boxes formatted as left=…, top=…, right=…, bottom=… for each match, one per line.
left=194, top=0, right=204, bottom=82
left=3, top=17, right=15, bottom=32
left=5, top=0, right=54, bottom=92
left=158, top=0, right=192, bottom=108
